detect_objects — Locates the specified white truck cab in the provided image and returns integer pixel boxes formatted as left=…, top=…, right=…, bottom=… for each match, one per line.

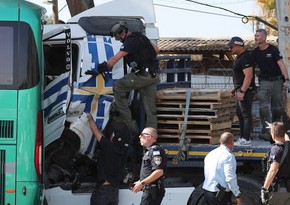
left=42, top=1, right=193, bottom=204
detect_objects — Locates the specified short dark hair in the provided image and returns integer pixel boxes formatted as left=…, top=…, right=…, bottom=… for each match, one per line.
left=271, top=122, right=286, bottom=138
left=256, top=28, right=268, bottom=36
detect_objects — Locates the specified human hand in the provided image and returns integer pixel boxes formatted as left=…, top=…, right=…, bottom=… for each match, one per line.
left=284, top=79, right=290, bottom=90
left=230, top=89, right=235, bottom=97
left=97, top=61, right=108, bottom=73
left=85, top=112, right=94, bottom=123
left=260, top=188, right=269, bottom=204
left=285, top=133, right=290, bottom=141
left=236, top=197, right=242, bottom=205
left=236, top=91, right=244, bottom=101
left=131, top=180, right=144, bottom=193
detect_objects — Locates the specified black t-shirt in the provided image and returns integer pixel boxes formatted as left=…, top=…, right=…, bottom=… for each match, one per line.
left=232, top=50, right=255, bottom=88
left=140, top=142, right=167, bottom=183
left=121, top=32, right=156, bottom=68
left=269, top=142, right=284, bottom=164
left=271, top=141, right=290, bottom=179
left=251, top=44, right=283, bottom=78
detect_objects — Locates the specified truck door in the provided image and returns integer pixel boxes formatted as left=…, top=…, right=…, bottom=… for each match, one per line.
left=43, top=28, right=74, bottom=146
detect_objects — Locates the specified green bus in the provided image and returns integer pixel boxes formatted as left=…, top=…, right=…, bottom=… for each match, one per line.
left=0, top=1, right=45, bottom=205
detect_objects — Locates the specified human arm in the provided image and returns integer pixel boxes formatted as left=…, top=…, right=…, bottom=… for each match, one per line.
left=224, top=155, right=241, bottom=199
left=106, top=50, right=128, bottom=68
left=260, top=161, right=279, bottom=204
left=262, top=161, right=279, bottom=190
left=151, top=42, right=159, bottom=53
left=236, top=66, right=253, bottom=101
left=86, top=113, right=103, bottom=142
left=132, top=169, right=164, bottom=193
left=277, top=59, right=289, bottom=81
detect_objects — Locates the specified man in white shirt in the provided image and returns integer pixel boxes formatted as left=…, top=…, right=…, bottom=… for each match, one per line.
left=202, top=132, right=241, bottom=205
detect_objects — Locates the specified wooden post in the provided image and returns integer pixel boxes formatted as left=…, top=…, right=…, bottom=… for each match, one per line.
left=52, top=0, right=59, bottom=24
left=66, top=0, right=95, bottom=16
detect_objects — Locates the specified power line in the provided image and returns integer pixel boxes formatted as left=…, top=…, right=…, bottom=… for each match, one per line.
left=154, top=3, right=241, bottom=19
left=155, top=0, right=255, bottom=4
left=185, top=0, right=247, bottom=17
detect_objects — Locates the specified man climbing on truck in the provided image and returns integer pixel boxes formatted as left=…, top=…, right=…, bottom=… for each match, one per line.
left=103, top=21, right=160, bottom=136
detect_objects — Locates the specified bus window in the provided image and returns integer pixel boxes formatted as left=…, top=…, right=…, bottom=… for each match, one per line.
left=0, top=26, right=13, bottom=85
left=0, top=21, right=39, bottom=90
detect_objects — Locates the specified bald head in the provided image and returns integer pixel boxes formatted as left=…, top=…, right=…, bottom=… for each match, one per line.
left=220, top=132, right=234, bottom=145
left=142, top=127, right=158, bottom=140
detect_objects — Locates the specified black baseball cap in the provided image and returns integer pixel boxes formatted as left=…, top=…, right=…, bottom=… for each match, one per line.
left=227, top=36, right=244, bottom=48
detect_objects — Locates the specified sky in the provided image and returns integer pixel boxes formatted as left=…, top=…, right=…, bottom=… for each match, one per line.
left=30, top=0, right=261, bottom=38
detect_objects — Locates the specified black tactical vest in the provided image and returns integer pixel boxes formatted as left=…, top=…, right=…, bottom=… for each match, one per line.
left=126, top=32, right=156, bottom=69
left=277, top=141, right=290, bottom=179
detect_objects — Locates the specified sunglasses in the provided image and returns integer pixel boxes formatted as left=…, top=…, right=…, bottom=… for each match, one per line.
left=140, top=133, right=152, bottom=138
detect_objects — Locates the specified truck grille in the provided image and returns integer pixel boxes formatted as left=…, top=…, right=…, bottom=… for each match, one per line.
left=0, top=120, right=14, bottom=139
left=0, top=150, right=5, bottom=205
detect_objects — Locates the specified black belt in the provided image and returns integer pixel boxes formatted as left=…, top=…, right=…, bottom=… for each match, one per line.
left=260, top=76, right=283, bottom=81
left=204, top=189, right=231, bottom=194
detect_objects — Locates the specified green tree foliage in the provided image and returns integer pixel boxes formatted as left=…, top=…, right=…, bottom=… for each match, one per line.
left=257, top=0, right=277, bottom=35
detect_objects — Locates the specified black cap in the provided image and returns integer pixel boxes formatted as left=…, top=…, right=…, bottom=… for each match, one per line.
left=227, top=36, right=244, bottom=48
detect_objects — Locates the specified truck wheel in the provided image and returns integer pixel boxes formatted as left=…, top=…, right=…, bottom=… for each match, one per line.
left=187, top=175, right=263, bottom=205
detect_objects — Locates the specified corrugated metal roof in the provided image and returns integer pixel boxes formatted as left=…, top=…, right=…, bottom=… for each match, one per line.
left=157, top=37, right=278, bottom=54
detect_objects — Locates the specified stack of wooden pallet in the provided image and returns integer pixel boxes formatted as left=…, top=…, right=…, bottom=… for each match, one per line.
left=156, top=88, right=236, bottom=144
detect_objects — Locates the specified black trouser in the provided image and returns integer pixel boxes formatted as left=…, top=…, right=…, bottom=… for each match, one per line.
left=90, top=184, right=119, bottom=205
left=236, top=89, right=254, bottom=141
left=140, top=188, right=165, bottom=205
left=203, top=189, right=232, bottom=205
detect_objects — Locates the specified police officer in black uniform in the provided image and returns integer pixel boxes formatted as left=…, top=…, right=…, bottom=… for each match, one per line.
left=132, top=127, right=167, bottom=205
left=87, top=113, right=130, bottom=205
left=261, top=121, right=290, bottom=204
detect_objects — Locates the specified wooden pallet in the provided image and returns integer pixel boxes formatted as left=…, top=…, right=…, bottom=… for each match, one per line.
left=156, top=88, right=236, bottom=145
left=157, top=88, right=235, bottom=102
left=158, top=134, right=221, bottom=145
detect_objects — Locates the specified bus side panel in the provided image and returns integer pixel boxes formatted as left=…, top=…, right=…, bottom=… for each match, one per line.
left=0, top=1, right=18, bottom=21
left=20, top=2, right=44, bottom=75
left=17, top=88, right=40, bottom=181
left=0, top=146, right=16, bottom=205
left=0, top=1, right=44, bottom=205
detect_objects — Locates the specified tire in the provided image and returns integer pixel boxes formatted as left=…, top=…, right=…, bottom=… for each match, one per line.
left=187, top=175, right=263, bottom=205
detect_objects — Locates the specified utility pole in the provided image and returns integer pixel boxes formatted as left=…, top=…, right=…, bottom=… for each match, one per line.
left=52, top=0, right=59, bottom=24
left=66, top=0, right=95, bottom=17
left=43, top=0, right=59, bottom=24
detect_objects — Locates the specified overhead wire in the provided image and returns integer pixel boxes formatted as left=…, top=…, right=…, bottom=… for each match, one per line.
left=185, top=0, right=248, bottom=17
left=153, top=3, right=241, bottom=19
left=185, top=0, right=277, bottom=30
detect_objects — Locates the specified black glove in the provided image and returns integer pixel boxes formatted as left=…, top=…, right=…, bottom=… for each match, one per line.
left=260, top=188, right=269, bottom=204
left=85, top=70, right=99, bottom=77
left=97, top=61, right=108, bottom=74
